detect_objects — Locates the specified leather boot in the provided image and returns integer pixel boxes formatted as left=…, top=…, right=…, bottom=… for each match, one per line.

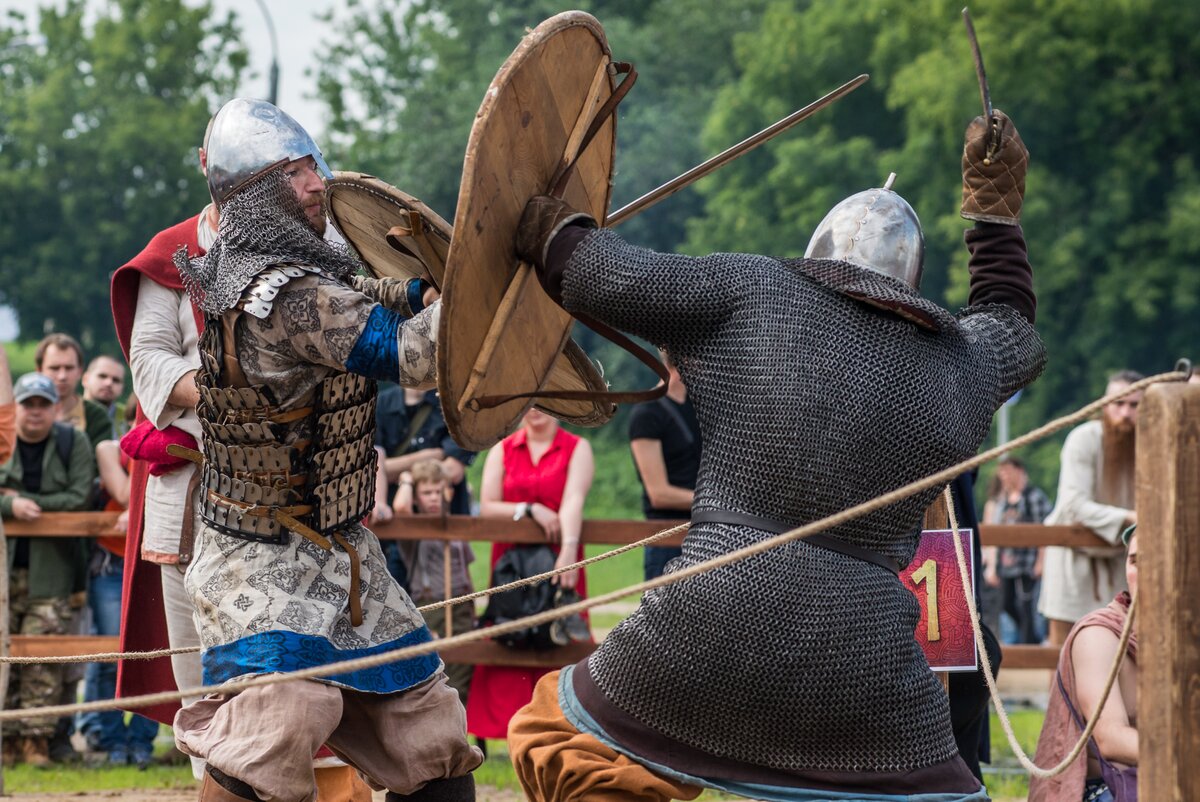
left=314, top=763, right=373, bottom=802
left=199, top=766, right=261, bottom=801
left=18, top=736, right=51, bottom=768
left=385, top=774, right=475, bottom=802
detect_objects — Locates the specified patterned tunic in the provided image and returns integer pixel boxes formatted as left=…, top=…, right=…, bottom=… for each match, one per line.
left=186, top=270, right=444, bottom=693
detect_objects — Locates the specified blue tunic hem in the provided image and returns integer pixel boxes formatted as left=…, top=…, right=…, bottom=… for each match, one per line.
left=202, top=627, right=441, bottom=694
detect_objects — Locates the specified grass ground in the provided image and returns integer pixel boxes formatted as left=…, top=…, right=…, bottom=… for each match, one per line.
left=1, top=709, right=1046, bottom=800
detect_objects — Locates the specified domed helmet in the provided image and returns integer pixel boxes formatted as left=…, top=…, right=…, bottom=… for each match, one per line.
left=204, top=98, right=331, bottom=204
left=804, top=173, right=925, bottom=289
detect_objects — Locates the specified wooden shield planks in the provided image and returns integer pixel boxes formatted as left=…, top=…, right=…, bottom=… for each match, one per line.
left=326, top=172, right=452, bottom=286
left=440, top=12, right=617, bottom=450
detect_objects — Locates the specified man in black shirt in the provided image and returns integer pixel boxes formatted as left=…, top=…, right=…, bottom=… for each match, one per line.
left=628, top=351, right=701, bottom=580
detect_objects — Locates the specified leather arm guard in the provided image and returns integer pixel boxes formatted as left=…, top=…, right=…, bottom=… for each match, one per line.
left=351, top=275, right=428, bottom=318
left=961, top=109, right=1028, bottom=225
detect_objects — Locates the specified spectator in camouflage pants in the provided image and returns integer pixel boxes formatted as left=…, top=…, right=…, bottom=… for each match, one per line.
left=1, top=373, right=95, bottom=766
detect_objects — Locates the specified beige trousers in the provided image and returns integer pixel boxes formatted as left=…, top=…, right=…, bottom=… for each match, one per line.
left=175, top=672, right=482, bottom=802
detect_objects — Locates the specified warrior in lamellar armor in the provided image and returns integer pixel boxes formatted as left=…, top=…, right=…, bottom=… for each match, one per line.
left=505, top=110, right=1045, bottom=801
left=171, top=98, right=481, bottom=802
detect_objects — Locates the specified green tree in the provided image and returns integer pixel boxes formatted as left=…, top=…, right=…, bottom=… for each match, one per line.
left=316, top=0, right=563, bottom=220
left=317, top=0, right=767, bottom=251
left=0, top=0, right=245, bottom=351
left=685, top=0, right=1200, bottom=490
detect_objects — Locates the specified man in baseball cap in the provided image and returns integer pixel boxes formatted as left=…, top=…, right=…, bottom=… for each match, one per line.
left=12, top=372, right=59, bottom=405
left=0, top=372, right=95, bottom=766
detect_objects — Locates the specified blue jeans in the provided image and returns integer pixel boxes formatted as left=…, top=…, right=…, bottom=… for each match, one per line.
left=643, top=546, right=683, bottom=582
left=78, top=551, right=159, bottom=753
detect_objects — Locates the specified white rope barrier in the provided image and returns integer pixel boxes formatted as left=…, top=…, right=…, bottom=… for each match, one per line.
left=0, top=368, right=1182, bottom=753
left=945, top=487, right=1137, bottom=780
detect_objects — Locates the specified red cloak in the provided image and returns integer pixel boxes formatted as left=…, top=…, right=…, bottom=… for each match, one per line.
left=111, top=214, right=205, bottom=725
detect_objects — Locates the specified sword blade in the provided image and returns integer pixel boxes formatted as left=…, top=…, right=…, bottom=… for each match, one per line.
left=607, top=74, right=869, bottom=228
left=962, top=7, right=1000, bottom=156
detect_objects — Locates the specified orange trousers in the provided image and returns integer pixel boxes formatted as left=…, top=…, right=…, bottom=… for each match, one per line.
left=314, top=764, right=373, bottom=801
left=508, top=671, right=702, bottom=802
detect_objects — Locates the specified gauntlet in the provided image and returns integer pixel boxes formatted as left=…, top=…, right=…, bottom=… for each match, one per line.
left=515, top=195, right=597, bottom=270
left=961, top=109, right=1028, bottom=225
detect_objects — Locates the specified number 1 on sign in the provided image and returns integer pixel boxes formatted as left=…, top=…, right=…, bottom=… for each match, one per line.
left=912, top=558, right=940, bottom=642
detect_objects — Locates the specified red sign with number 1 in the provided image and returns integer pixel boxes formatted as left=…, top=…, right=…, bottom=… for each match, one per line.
left=900, top=529, right=978, bottom=671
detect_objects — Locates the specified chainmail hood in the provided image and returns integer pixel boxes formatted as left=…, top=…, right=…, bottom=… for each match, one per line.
left=175, top=166, right=362, bottom=315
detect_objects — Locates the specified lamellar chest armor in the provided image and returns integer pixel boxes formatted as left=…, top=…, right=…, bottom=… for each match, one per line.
left=194, top=309, right=377, bottom=545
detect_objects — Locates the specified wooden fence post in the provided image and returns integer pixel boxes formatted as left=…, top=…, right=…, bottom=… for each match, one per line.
left=1137, top=381, right=1200, bottom=801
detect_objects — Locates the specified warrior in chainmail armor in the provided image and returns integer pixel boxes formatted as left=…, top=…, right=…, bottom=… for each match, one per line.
left=170, top=99, right=480, bottom=802
left=506, top=112, right=1044, bottom=801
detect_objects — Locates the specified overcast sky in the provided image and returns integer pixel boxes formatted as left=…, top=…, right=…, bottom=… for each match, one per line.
left=6, top=0, right=340, bottom=135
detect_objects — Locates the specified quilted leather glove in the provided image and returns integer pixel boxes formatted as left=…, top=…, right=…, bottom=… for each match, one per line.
left=515, top=195, right=597, bottom=270
left=961, top=109, right=1028, bottom=225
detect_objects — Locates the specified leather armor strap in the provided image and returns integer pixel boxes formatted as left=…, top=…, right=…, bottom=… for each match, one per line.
left=689, top=509, right=904, bottom=576
left=220, top=313, right=251, bottom=389
left=168, top=444, right=204, bottom=465
left=177, top=467, right=202, bottom=565
left=331, top=531, right=364, bottom=627
left=204, top=490, right=329, bottom=550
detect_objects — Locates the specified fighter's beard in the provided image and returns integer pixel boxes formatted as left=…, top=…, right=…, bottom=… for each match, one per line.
left=1099, top=415, right=1137, bottom=509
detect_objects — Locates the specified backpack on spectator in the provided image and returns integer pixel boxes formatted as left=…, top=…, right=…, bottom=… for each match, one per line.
left=52, top=422, right=101, bottom=511
left=52, top=422, right=75, bottom=467
left=480, top=545, right=559, bottom=649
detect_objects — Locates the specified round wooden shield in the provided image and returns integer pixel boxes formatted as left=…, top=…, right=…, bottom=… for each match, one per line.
left=326, top=171, right=452, bottom=288
left=439, top=11, right=618, bottom=450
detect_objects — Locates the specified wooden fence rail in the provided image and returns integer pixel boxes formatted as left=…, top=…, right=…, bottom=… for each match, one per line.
left=4, top=514, right=1095, bottom=668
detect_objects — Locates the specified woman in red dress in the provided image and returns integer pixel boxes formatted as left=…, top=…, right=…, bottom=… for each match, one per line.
left=465, top=408, right=595, bottom=743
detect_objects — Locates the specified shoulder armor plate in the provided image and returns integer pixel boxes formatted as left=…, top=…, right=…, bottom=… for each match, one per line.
left=239, top=264, right=324, bottom=319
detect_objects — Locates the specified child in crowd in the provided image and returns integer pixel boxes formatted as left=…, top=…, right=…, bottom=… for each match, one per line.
left=392, top=459, right=476, bottom=705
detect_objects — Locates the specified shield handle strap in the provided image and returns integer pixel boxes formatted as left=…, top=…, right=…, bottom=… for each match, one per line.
left=386, top=212, right=444, bottom=288
left=548, top=61, right=637, bottom=199
left=468, top=311, right=668, bottom=409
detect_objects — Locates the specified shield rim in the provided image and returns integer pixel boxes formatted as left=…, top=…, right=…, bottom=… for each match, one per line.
left=438, top=11, right=617, bottom=451
left=325, top=171, right=453, bottom=287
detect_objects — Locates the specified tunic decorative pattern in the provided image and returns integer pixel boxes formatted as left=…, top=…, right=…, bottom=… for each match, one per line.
left=189, top=522, right=438, bottom=690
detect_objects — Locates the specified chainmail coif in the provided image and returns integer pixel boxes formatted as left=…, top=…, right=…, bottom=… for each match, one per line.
left=175, top=166, right=361, bottom=315
left=561, top=229, right=1046, bottom=777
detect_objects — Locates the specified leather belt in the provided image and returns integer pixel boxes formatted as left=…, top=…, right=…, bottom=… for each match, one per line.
left=689, top=509, right=904, bottom=576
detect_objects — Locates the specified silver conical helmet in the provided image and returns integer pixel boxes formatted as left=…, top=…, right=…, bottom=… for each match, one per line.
left=205, top=98, right=332, bottom=204
left=804, top=173, right=925, bottom=288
